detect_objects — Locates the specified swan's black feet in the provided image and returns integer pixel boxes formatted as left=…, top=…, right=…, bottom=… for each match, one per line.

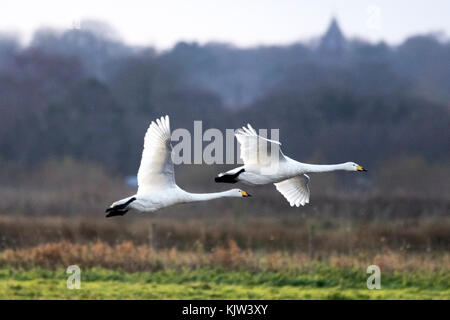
left=105, top=208, right=128, bottom=218
left=215, top=169, right=245, bottom=183
left=105, top=197, right=136, bottom=217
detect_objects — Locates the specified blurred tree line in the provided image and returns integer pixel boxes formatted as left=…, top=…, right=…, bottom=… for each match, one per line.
left=0, top=20, right=448, bottom=197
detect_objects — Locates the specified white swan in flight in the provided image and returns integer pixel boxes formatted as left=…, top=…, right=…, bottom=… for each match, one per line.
left=215, top=124, right=366, bottom=207
left=106, top=115, right=250, bottom=217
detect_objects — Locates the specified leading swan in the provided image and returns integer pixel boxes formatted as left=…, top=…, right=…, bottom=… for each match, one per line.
left=106, top=116, right=250, bottom=217
left=215, top=124, right=366, bottom=207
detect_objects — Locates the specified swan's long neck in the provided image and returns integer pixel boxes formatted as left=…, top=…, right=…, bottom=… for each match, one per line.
left=298, top=163, right=348, bottom=173
left=184, top=190, right=236, bottom=202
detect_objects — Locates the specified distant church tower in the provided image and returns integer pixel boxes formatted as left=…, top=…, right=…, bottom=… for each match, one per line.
left=318, top=17, right=346, bottom=56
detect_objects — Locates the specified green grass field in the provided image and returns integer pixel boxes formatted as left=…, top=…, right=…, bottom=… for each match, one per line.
left=1, top=266, right=449, bottom=299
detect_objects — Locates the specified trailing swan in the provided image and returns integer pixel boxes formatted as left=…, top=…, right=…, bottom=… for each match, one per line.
left=215, top=124, right=366, bottom=207
left=106, top=116, right=250, bottom=217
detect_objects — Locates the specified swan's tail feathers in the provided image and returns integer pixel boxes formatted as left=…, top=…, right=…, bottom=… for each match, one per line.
left=105, top=197, right=136, bottom=218
left=215, top=168, right=245, bottom=184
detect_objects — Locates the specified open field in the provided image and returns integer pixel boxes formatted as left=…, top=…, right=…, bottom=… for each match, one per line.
left=1, top=207, right=449, bottom=253
left=0, top=195, right=448, bottom=300
left=1, top=266, right=449, bottom=300
left=0, top=240, right=449, bottom=299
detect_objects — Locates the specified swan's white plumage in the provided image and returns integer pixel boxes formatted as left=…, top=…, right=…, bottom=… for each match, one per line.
left=107, top=115, right=250, bottom=216
left=137, top=115, right=175, bottom=194
left=217, top=123, right=366, bottom=207
left=274, top=175, right=310, bottom=207
left=235, top=124, right=283, bottom=167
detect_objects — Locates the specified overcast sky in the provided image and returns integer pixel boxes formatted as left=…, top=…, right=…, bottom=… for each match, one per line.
left=1, top=0, right=449, bottom=49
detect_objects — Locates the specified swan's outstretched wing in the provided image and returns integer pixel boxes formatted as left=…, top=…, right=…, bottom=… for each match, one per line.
left=235, top=124, right=284, bottom=166
left=274, top=175, right=310, bottom=207
left=137, top=115, right=175, bottom=194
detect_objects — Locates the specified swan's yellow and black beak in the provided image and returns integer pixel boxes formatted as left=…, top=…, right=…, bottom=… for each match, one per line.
left=356, top=165, right=367, bottom=172
left=240, top=190, right=251, bottom=197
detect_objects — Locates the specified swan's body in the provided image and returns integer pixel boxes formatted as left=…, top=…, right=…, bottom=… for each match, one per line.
left=106, top=116, right=250, bottom=217
left=215, top=124, right=366, bottom=207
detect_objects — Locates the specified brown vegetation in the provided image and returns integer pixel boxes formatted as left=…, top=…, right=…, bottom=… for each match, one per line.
left=1, top=240, right=448, bottom=273
left=0, top=213, right=448, bottom=254
left=0, top=159, right=448, bottom=273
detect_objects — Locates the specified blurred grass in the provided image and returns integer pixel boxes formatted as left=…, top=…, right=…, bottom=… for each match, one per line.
left=1, top=240, right=449, bottom=273
left=1, top=267, right=449, bottom=299
left=0, top=240, right=449, bottom=299
left=0, top=158, right=448, bottom=299
left=1, top=214, right=448, bottom=254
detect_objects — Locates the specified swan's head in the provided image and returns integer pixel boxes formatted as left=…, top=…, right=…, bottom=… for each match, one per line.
left=232, top=189, right=252, bottom=197
left=346, top=162, right=367, bottom=172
